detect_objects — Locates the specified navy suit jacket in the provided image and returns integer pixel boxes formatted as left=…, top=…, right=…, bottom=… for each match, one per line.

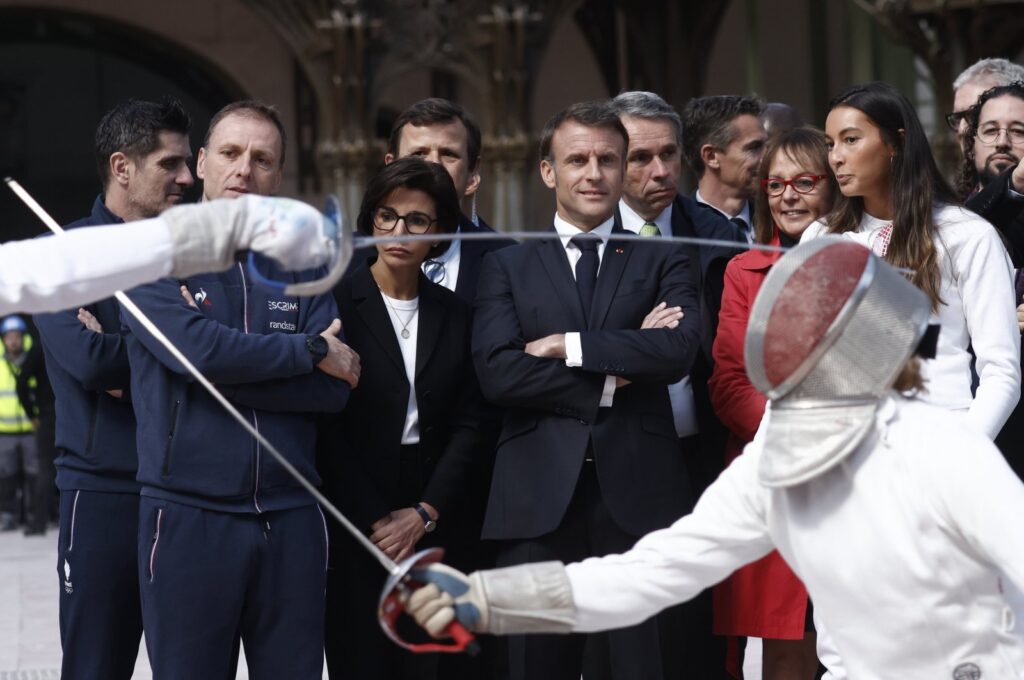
left=473, top=222, right=701, bottom=540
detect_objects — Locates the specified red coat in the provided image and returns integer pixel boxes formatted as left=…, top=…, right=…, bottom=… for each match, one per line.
left=707, top=236, right=809, bottom=640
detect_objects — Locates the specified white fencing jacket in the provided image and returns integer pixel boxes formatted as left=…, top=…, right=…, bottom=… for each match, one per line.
left=0, top=219, right=173, bottom=315
left=565, top=396, right=1024, bottom=679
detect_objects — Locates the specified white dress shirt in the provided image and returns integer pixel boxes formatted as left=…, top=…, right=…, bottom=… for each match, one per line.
left=618, top=199, right=699, bottom=437
left=422, top=230, right=461, bottom=293
left=553, top=213, right=617, bottom=407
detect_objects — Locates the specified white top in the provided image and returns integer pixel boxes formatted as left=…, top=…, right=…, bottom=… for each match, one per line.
left=802, top=205, right=1020, bottom=439
left=553, top=213, right=617, bottom=407
left=618, top=198, right=699, bottom=437
left=0, top=218, right=174, bottom=315
left=380, top=291, right=420, bottom=444
left=565, top=396, right=1024, bottom=679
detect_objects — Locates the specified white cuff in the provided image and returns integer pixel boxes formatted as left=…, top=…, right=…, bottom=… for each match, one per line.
left=600, top=375, right=616, bottom=407
left=564, top=332, right=583, bottom=367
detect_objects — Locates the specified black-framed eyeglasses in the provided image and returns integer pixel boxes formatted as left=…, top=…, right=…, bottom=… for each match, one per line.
left=373, top=207, right=438, bottom=234
left=761, top=174, right=828, bottom=197
left=976, top=125, right=1024, bottom=145
left=423, top=259, right=446, bottom=284
left=945, top=110, right=970, bottom=131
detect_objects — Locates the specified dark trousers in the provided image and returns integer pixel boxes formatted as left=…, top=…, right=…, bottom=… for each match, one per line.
left=138, top=498, right=328, bottom=680
left=57, top=489, right=143, bottom=680
left=495, top=461, right=690, bottom=680
left=26, top=413, right=56, bottom=532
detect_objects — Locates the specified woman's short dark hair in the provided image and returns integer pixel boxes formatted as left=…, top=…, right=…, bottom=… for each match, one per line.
left=753, top=126, right=837, bottom=245
left=357, top=157, right=460, bottom=259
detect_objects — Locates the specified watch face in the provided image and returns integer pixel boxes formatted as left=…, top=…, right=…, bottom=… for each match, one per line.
left=424, top=520, right=437, bottom=533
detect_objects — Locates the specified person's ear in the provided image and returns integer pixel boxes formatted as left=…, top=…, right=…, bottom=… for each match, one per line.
left=384, top=152, right=396, bottom=165
left=700, top=144, right=719, bottom=170
left=465, top=164, right=482, bottom=198
left=196, top=147, right=207, bottom=180
left=540, top=158, right=557, bottom=189
left=110, top=152, right=131, bottom=186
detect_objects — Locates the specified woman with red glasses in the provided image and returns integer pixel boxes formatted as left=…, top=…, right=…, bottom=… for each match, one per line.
left=709, top=126, right=837, bottom=679
left=805, top=82, right=1019, bottom=441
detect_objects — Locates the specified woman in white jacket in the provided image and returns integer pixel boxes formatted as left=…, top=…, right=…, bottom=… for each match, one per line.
left=802, top=81, right=1020, bottom=439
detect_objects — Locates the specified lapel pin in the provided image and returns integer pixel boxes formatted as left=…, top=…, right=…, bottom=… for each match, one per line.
left=615, top=247, right=624, bottom=254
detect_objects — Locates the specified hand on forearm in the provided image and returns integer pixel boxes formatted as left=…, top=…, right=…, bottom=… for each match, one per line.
left=640, top=301, right=684, bottom=329
left=317, top=318, right=361, bottom=387
left=370, top=508, right=425, bottom=562
left=1012, top=162, right=1024, bottom=195
left=524, top=333, right=567, bottom=359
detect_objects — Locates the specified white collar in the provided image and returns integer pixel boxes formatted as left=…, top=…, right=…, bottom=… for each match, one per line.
left=695, top=189, right=752, bottom=227
left=554, top=213, right=615, bottom=250
left=618, top=198, right=673, bottom=235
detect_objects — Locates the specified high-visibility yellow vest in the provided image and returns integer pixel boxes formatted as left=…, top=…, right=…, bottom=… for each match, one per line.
left=0, top=334, right=34, bottom=435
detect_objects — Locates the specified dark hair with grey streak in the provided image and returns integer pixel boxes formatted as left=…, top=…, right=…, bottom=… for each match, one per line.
left=681, top=95, right=765, bottom=177
left=387, top=98, right=482, bottom=171
left=203, top=100, right=287, bottom=168
left=94, top=98, right=192, bottom=188
left=538, top=101, right=628, bottom=161
left=609, top=91, right=682, bottom=145
left=356, top=156, right=460, bottom=259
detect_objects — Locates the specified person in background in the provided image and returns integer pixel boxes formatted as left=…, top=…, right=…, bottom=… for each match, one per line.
left=14, top=324, right=55, bottom=537
left=0, top=315, right=36, bottom=532
left=709, top=127, right=837, bottom=679
left=948, top=58, right=1024, bottom=137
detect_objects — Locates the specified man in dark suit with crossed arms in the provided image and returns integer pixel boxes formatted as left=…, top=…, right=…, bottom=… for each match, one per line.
left=472, top=100, right=701, bottom=680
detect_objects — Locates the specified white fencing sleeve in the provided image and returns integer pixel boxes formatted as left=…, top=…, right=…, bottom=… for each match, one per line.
left=0, top=219, right=173, bottom=315
left=565, top=450, right=776, bottom=632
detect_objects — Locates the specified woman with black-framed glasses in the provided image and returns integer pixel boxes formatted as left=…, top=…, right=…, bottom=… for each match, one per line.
left=319, top=157, right=483, bottom=680
left=709, top=126, right=836, bottom=680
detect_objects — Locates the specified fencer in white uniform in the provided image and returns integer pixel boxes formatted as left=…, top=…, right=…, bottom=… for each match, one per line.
left=0, top=195, right=333, bottom=314
left=407, top=237, right=1024, bottom=680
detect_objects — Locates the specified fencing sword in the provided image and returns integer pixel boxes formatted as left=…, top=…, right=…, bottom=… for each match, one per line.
left=3, top=177, right=477, bottom=654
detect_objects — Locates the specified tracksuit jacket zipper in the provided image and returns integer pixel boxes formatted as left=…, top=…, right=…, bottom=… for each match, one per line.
left=237, top=263, right=264, bottom=514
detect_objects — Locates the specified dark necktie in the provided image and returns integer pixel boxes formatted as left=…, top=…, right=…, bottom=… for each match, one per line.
left=730, top=216, right=752, bottom=242
left=571, top=235, right=599, bottom=320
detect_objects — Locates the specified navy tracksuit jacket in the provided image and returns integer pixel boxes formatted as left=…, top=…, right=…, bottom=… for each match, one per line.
left=123, top=259, right=350, bottom=512
left=34, top=196, right=143, bottom=680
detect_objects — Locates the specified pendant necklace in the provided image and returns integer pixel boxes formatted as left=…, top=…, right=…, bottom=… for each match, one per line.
left=379, top=287, right=418, bottom=339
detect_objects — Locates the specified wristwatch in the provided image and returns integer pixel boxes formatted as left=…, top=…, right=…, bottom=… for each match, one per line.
left=414, top=503, right=437, bottom=533
left=306, top=335, right=328, bottom=364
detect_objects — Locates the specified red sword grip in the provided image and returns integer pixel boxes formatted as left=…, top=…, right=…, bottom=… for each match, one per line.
left=444, top=620, right=480, bottom=656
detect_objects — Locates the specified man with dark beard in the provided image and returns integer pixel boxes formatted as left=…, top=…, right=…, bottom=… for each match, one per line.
left=960, top=81, right=1024, bottom=479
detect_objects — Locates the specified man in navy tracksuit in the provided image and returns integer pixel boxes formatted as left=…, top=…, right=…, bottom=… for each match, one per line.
left=34, top=98, right=195, bottom=680
left=122, top=101, right=358, bottom=680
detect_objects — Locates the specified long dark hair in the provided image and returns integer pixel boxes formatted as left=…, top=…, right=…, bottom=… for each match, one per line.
left=357, top=157, right=460, bottom=259
left=956, top=81, right=1024, bottom=200
left=753, top=126, right=838, bottom=245
left=825, top=82, right=956, bottom=308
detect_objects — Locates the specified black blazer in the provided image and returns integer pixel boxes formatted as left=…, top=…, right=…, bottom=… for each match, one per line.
left=453, top=215, right=517, bottom=304
left=473, top=224, right=702, bottom=540
left=319, top=262, right=482, bottom=534
left=966, top=163, right=1024, bottom=267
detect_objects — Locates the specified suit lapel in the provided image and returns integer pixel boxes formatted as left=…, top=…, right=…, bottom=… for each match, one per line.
left=590, top=226, right=632, bottom=330
left=352, top=267, right=406, bottom=377
left=415, top=278, right=445, bottom=380
left=537, top=233, right=587, bottom=330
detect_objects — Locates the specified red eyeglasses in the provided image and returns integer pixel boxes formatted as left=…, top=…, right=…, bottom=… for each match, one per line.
left=761, top=174, right=828, bottom=197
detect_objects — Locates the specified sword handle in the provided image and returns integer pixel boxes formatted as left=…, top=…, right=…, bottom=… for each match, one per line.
left=444, top=621, right=480, bottom=656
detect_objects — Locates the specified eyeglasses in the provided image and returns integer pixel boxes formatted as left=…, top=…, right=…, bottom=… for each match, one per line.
left=373, top=207, right=438, bottom=234
left=761, top=174, right=828, bottom=197
left=945, top=110, right=970, bottom=131
left=976, top=125, right=1024, bottom=145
